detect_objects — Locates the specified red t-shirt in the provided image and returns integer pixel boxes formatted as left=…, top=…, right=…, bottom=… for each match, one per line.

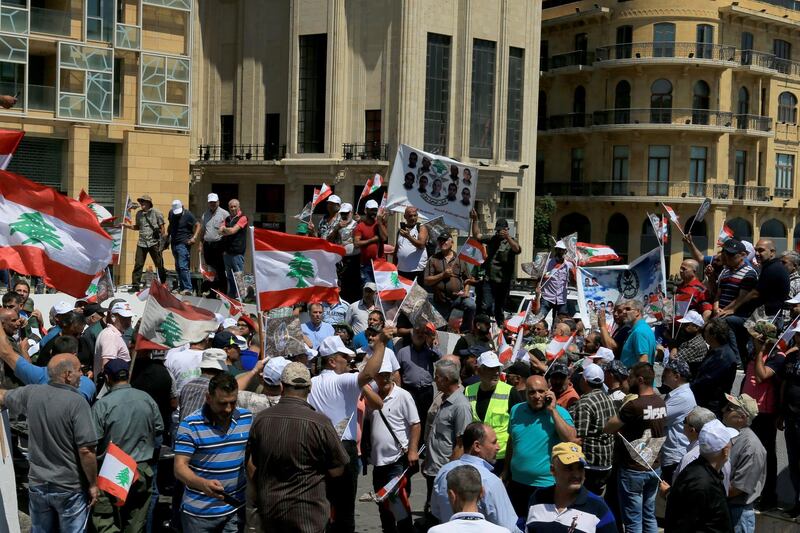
left=354, top=220, right=384, bottom=265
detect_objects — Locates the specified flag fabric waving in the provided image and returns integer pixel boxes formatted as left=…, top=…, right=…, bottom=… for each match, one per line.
left=0, top=171, right=113, bottom=297
left=311, top=183, right=333, bottom=208
left=212, top=289, right=244, bottom=316
left=497, top=330, right=513, bottom=364
left=545, top=334, right=576, bottom=360
left=648, top=213, right=668, bottom=245
left=79, top=190, right=115, bottom=224
left=105, top=224, right=123, bottom=265
left=717, top=224, right=734, bottom=246
left=123, top=194, right=137, bottom=226
left=97, top=442, right=140, bottom=506
left=662, top=204, right=680, bottom=226
left=136, top=281, right=219, bottom=350
left=360, top=173, right=383, bottom=199
left=457, top=238, right=487, bottom=266
left=0, top=128, right=23, bottom=169
left=576, top=242, right=620, bottom=265
left=253, top=228, right=345, bottom=310
left=372, top=260, right=412, bottom=301
left=85, top=268, right=115, bottom=303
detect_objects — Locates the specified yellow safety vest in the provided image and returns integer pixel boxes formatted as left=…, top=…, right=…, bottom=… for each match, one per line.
left=465, top=381, right=512, bottom=459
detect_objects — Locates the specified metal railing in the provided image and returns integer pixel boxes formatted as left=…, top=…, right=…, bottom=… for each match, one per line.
left=342, top=142, right=389, bottom=161
left=29, top=6, right=71, bottom=36
left=546, top=113, right=592, bottom=129
left=27, top=84, right=55, bottom=111
left=539, top=180, right=771, bottom=202
left=592, top=108, right=734, bottom=128
left=733, top=114, right=772, bottom=132
left=775, top=187, right=794, bottom=198
left=197, top=144, right=287, bottom=162
left=543, top=50, right=594, bottom=71
left=595, top=42, right=737, bottom=63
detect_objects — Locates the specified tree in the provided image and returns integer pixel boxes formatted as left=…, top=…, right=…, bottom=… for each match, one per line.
left=533, top=196, right=556, bottom=250
left=158, top=312, right=183, bottom=347
left=115, top=466, right=132, bottom=488
left=9, top=212, right=64, bottom=250
left=287, top=252, right=315, bottom=288
left=390, top=271, right=400, bottom=288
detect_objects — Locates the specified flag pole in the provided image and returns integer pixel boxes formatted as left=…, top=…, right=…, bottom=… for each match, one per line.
left=248, top=226, right=265, bottom=360
left=763, top=314, right=800, bottom=360
left=673, top=294, right=693, bottom=340
left=660, top=203, right=686, bottom=237
left=619, top=434, right=664, bottom=483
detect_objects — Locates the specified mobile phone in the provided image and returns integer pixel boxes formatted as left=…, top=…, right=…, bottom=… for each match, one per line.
left=400, top=222, right=407, bottom=230
left=545, top=396, right=552, bottom=406
left=221, top=491, right=243, bottom=507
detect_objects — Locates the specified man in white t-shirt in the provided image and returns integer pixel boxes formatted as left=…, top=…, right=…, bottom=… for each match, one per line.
left=345, top=283, right=377, bottom=335
left=395, top=206, right=429, bottom=283
left=309, top=332, right=389, bottom=533
left=429, top=465, right=510, bottom=533
left=164, top=337, right=210, bottom=395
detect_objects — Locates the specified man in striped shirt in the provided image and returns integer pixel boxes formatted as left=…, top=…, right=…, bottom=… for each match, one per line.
left=715, top=239, right=758, bottom=365
left=174, top=372, right=252, bottom=532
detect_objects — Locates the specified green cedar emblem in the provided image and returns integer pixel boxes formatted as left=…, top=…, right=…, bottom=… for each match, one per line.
left=287, top=252, right=315, bottom=288
left=158, top=312, right=183, bottom=347
left=9, top=212, right=64, bottom=250
left=115, top=467, right=131, bottom=488
left=390, top=271, right=400, bottom=288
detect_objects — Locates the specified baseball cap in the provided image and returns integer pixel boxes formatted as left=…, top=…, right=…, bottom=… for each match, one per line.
left=171, top=199, right=183, bottom=215
left=282, top=361, right=312, bottom=387
left=477, top=351, right=502, bottom=369
left=458, top=344, right=490, bottom=359
left=327, top=194, right=341, bottom=205
left=664, top=358, right=692, bottom=380
left=495, top=218, right=509, bottom=229
left=587, top=346, right=614, bottom=364
left=339, top=203, right=353, bottom=213
left=547, top=361, right=569, bottom=377
left=83, top=303, right=106, bottom=318
left=506, top=361, right=531, bottom=379
left=699, top=419, right=739, bottom=454
left=606, top=359, right=629, bottom=378
left=212, top=331, right=246, bottom=350
left=318, top=335, right=356, bottom=358
left=552, top=442, right=586, bottom=466
left=103, top=359, right=130, bottom=381
left=554, top=240, right=567, bottom=250
left=582, top=363, right=605, bottom=384
left=722, top=239, right=745, bottom=255
left=437, top=232, right=452, bottom=242
left=365, top=199, right=379, bottom=210
left=137, top=194, right=153, bottom=204
left=110, top=301, right=134, bottom=318
left=262, top=356, right=290, bottom=386
left=207, top=193, right=219, bottom=202
left=363, top=282, right=377, bottom=292
left=222, top=317, right=238, bottom=329
left=746, top=320, right=778, bottom=342
left=52, top=300, right=73, bottom=315
left=725, top=393, right=759, bottom=422
left=677, top=310, right=704, bottom=328
left=787, top=294, right=800, bottom=305
left=199, top=348, right=228, bottom=372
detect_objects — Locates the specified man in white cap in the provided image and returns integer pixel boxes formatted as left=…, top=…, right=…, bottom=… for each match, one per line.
left=326, top=201, right=361, bottom=302
left=354, top=198, right=388, bottom=284
left=464, top=351, right=522, bottom=474
left=664, top=419, right=737, bottom=532
left=219, top=198, right=249, bottom=299
left=199, top=192, right=230, bottom=296
left=309, top=331, right=391, bottom=533
left=537, top=239, right=575, bottom=318
left=671, top=310, right=708, bottom=377
left=309, top=194, right=341, bottom=240
left=167, top=199, right=200, bottom=295
left=572, top=362, right=616, bottom=495
left=94, top=301, right=134, bottom=383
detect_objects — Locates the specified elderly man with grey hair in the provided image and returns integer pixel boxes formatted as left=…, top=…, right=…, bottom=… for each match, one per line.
left=618, top=299, right=656, bottom=368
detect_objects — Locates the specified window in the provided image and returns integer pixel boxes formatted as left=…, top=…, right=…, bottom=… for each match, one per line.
left=505, top=47, right=524, bottom=161
left=653, top=23, right=675, bottom=57
left=540, top=39, right=549, bottom=71
left=264, top=113, right=280, bottom=159
left=734, top=150, right=747, bottom=199
left=648, top=145, right=670, bottom=195
left=469, top=39, right=496, bottom=158
left=140, top=53, right=190, bottom=129
left=696, top=24, right=714, bottom=59
left=498, top=191, right=516, bottom=221
left=570, top=147, right=584, bottom=192
left=779, top=92, right=797, bottom=124
left=59, top=43, right=113, bottom=122
left=761, top=219, right=788, bottom=253
left=606, top=214, right=629, bottom=263
left=615, top=25, right=632, bottom=59
left=365, top=110, right=382, bottom=157
left=538, top=90, right=547, bottom=131
left=255, top=184, right=286, bottom=231
left=689, top=146, right=707, bottom=197
left=650, top=79, right=672, bottom=123
left=298, top=34, right=327, bottom=154
left=424, top=33, right=451, bottom=154
left=774, top=39, right=791, bottom=74
left=573, top=85, right=586, bottom=126
left=7, top=137, right=65, bottom=192
left=575, top=33, right=588, bottom=64
left=88, top=142, right=117, bottom=210
left=87, top=0, right=114, bottom=42
left=737, top=87, right=749, bottom=129
left=612, top=146, right=629, bottom=195
left=776, top=153, right=794, bottom=197
left=692, top=80, right=710, bottom=125
left=614, top=80, right=631, bottom=123
left=741, top=32, right=753, bottom=65
left=220, top=115, right=234, bottom=159
left=113, top=57, right=122, bottom=117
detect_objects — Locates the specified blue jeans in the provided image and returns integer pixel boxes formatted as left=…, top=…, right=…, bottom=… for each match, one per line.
left=617, top=467, right=659, bottom=533
left=539, top=297, right=570, bottom=321
left=181, top=508, right=245, bottom=533
left=172, top=243, right=192, bottom=291
left=28, top=484, right=89, bottom=533
left=729, top=503, right=755, bottom=533
left=223, top=253, right=245, bottom=299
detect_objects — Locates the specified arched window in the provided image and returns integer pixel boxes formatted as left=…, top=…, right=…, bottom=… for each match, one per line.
left=606, top=213, right=629, bottom=263
left=641, top=216, right=668, bottom=255
left=651, top=79, right=672, bottom=123
left=728, top=217, right=753, bottom=242
left=693, top=80, right=710, bottom=125
left=779, top=92, right=797, bottom=124
left=615, top=80, right=631, bottom=124
left=653, top=22, right=676, bottom=57
left=683, top=217, right=708, bottom=257
left=558, top=213, right=591, bottom=243
left=538, top=90, right=547, bottom=130
left=761, top=219, right=788, bottom=253
left=696, top=24, right=714, bottom=58
left=573, top=85, right=586, bottom=126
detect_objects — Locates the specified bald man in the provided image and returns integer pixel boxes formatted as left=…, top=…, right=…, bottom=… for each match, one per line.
left=0, top=353, right=99, bottom=532
left=675, top=259, right=713, bottom=322
left=396, top=206, right=430, bottom=283
left=0, top=308, right=25, bottom=388
left=753, top=239, right=790, bottom=327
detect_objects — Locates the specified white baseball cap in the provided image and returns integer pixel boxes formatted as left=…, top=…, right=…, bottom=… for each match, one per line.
left=477, top=351, right=502, bottom=369
left=207, top=193, right=219, bottom=202
left=340, top=203, right=353, bottom=213
left=262, top=356, right=290, bottom=386
left=328, top=194, right=341, bottom=205
left=171, top=199, right=183, bottom=215
left=222, top=317, right=238, bottom=329
left=365, top=199, right=379, bottom=210
left=582, top=363, right=605, bottom=384
left=699, top=419, right=739, bottom=454
left=318, top=335, right=356, bottom=358
left=52, top=300, right=73, bottom=315
left=677, top=310, right=704, bottom=328
left=214, top=313, right=225, bottom=325
left=110, top=301, right=134, bottom=318
left=588, top=346, right=614, bottom=364
left=787, top=294, right=800, bottom=305
left=199, top=348, right=228, bottom=372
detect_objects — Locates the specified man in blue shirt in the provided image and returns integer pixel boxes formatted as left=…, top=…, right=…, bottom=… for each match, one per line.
left=660, top=358, right=697, bottom=483
left=619, top=299, right=656, bottom=368
left=301, top=302, right=335, bottom=349
left=432, top=422, right=520, bottom=531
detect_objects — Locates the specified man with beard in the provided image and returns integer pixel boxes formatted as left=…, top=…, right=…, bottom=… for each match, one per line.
left=395, top=206, right=430, bottom=284
left=425, top=233, right=477, bottom=333
left=691, top=318, right=738, bottom=417
left=598, top=303, right=632, bottom=359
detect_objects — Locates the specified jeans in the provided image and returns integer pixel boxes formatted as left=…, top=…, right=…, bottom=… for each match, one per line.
left=132, top=244, right=167, bottom=288
left=172, top=243, right=192, bottom=292
left=724, top=315, right=750, bottom=367
left=584, top=468, right=613, bottom=496
left=787, top=416, right=800, bottom=505
left=481, top=280, right=511, bottom=326
left=539, top=298, right=570, bottom=322
left=181, top=508, right=245, bottom=533
left=373, top=460, right=413, bottom=533
left=28, top=484, right=90, bottom=533
left=223, top=253, right=245, bottom=298
left=617, top=467, right=660, bottom=533
left=432, top=296, right=476, bottom=333
left=751, top=412, right=778, bottom=504
left=729, top=503, right=756, bottom=533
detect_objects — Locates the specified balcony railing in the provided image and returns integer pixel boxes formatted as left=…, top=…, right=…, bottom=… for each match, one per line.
left=540, top=180, right=771, bottom=202
left=592, top=108, right=734, bottom=128
left=733, top=114, right=772, bottom=132
left=543, top=50, right=594, bottom=71
left=28, top=84, right=55, bottom=111
left=29, top=6, right=71, bottom=36
left=775, top=187, right=794, bottom=198
left=342, top=142, right=389, bottom=161
left=546, top=113, right=592, bottom=129
left=197, top=144, right=287, bottom=162
left=595, top=42, right=737, bottom=63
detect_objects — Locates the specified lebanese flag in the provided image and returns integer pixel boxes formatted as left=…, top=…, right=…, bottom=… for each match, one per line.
left=97, top=442, right=140, bottom=506
left=253, top=228, right=345, bottom=310
left=674, top=293, right=693, bottom=320
left=0, top=171, right=112, bottom=297
left=312, top=183, right=333, bottom=208
left=105, top=224, right=123, bottom=265
left=457, top=238, right=487, bottom=266
left=84, top=269, right=114, bottom=303
left=373, top=259, right=412, bottom=301
left=378, top=191, right=388, bottom=216
left=545, top=334, right=575, bottom=360
left=662, top=204, right=680, bottom=226
left=497, top=330, right=513, bottom=364
left=360, top=173, right=383, bottom=199
left=136, top=281, right=219, bottom=350
left=371, top=466, right=412, bottom=521
left=778, top=316, right=800, bottom=351
left=123, top=194, right=137, bottom=226
left=199, top=251, right=216, bottom=281
left=78, top=190, right=115, bottom=224
left=717, top=224, right=734, bottom=246
left=212, top=289, right=244, bottom=316
left=0, top=128, right=23, bottom=169
left=576, top=242, right=620, bottom=265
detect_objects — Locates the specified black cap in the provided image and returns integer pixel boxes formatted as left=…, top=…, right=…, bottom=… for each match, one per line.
left=212, top=331, right=244, bottom=350
left=547, top=361, right=569, bottom=377
left=83, top=303, right=106, bottom=317
left=495, top=218, right=509, bottom=229
left=437, top=231, right=452, bottom=242
left=458, top=344, right=489, bottom=358
left=507, top=361, right=531, bottom=379
left=722, top=238, right=745, bottom=255
left=474, top=314, right=491, bottom=325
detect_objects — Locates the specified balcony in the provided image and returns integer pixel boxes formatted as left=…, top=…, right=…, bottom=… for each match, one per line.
left=736, top=49, right=800, bottom=77
left=542, top=50, right=594, bottom=73
left=196, top=144, right=287, bottom=163
left=27, top=85, right=55, bottom=112
left=732, top=114, right=773, bottom=136
left=539, top=180, right=771, bottom=203
left=342, top=142, right=389, bottom=161
left=29, top=6, right=71, bottom=37
left=592, top=108, right=734, bottom=132
left=594, top=42, right=737, bottom=67
left=544, top=113, right=592, bottom=131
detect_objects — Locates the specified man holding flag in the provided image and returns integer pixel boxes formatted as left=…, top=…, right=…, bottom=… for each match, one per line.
left=126, top=194, right=167, bottom=291
left=471, top=211, right=521, bottom=326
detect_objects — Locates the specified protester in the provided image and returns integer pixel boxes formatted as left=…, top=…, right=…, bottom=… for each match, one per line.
left=428, top=465, right=510, bottom=533
left=597, top=304, right=631, bottom=359
left=127, top=194, right=167, bottom=290
left=782, top=327, right=800, bottom=518
left=354, top=199, right=388, bottom=284
left=346, top=283, right=378, bottom=335
left=671, top=310, right=708, bottom=377
left=618, top=300, right=656, bottom=368
left=302, top=302, right=336, bottom=349
left=353, top=310, right=394, bottom=351
left=537, top=240, right=574, bottom=317
left=714, top=238, right=758, bottom=364
left=322, top=297, right=350, bottom=327
left=691, top=318, right=738, bottom=417
left=212, top=330, right=247, bottom=375
left=424, top=232, right=477, bottom=333
left=94, top=301, right=134, bottom=382
left=660, top=358, right=696, bottom=484
left=200, top=192, right=230, bottom=296
left=752, top=239, right=790, bottom=328
left=673, top=258, right=713, bottom=320
left=782, top=250, right=800, bottom=302
left=453, top=314, right=495, bottom=355
left=78, top=299, right=122, bottom=370
left=178, top=348, right=229, bottom=421
left=505, top=361, right=531, bottom=394
left=547, top=361, right=580, bottom=411
left=326, top=202, right=361, bottom=303
left=572, top=363, right=616, bottom=495
left=35, top=310, right=85, bottom=367
left=168, top=199, right=201, bottom=295
left=397, top=321, right=441, bottom=431
left=219, top=198, right=249, bottom=299
left=659, top=406, right=730, bottom=488
left=471, top=212, right=521, bottom=326
left=165, top=336, right=210, bottom=395
left=395, top=206, right=429, bottom=283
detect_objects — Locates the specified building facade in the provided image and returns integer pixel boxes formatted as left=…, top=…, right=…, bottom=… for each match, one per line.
left=190, top=0, right=542, bottom=272
left=0, top=0, right=193, bottom=284
left=540, top=0, right=800, bottom=273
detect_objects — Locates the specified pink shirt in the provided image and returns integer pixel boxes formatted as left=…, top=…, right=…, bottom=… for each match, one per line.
left=93, top=324, right=131, bottom=379
left=742, top=351, right=784, bottom=414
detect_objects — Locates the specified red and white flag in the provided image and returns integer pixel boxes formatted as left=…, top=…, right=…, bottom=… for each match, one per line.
left=662, top=204, right=680, bottom=226
left=0, top=128, right=23, bottom=170
left=545, top=334, right=575, bottom=360
left=253, top=228, right=345, bottom=310
left=97, top=443, right=139, bottom=506
left=576, top=242, right=620, bottom=265
left=136, top=281, right=219, bottom=350
left=199, top=251, right=216, bottom=281
left=497, top=330, right=513, bottom=364
left=674, top=293, right=693, bottom=320
left=212, top=289, right=244, bottom=316
left=84, top=268, right=114, bottom=303
left=106, top=224, right=123, bottom=265
left=0, top=171, right=112, bottom=297
left=372, top=259, right=412, bottom=301
left=778, top=316, right=800, bottom=352
left=360, top=173, right=383, bottom=199
left=457, top=237, right=487, bottom=266
left=370, top=466, right=412, bottom=521
left=717, top=224, right=734, bottom=246
left=378, top=192, right=388, bottom=215
left=123, top=194, right=137, bottom=226
left=79, top=190, right=115, bottom=224
left=311, top=183, right=333, bottom=208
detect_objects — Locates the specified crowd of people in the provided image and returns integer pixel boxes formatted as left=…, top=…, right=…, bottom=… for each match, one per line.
left=0, top=196, right=798, bottom=533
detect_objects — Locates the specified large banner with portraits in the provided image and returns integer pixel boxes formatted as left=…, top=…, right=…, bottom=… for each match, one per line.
left=386, top=144, right=478, bottom=231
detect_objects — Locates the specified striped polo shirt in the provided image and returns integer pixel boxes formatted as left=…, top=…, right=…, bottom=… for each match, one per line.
left=717, top=262, right=758, bottom=314
left=525, top=485, right=617, bottom=532
left=174, top=406, right=252, bottom=517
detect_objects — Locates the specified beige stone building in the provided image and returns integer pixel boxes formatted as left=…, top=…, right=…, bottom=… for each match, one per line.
left=540, top=0, right=800, bottom=273
left=189, top=0, right=542, bottom=272
left=0, top=0, right=193, bottom=284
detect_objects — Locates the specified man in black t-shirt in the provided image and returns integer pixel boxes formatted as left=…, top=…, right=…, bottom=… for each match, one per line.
left=167, top=200, right=200, bottom=295
left=781, top=344, right=800, bottom=517
left=470, top=212, right=521, bottom=326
